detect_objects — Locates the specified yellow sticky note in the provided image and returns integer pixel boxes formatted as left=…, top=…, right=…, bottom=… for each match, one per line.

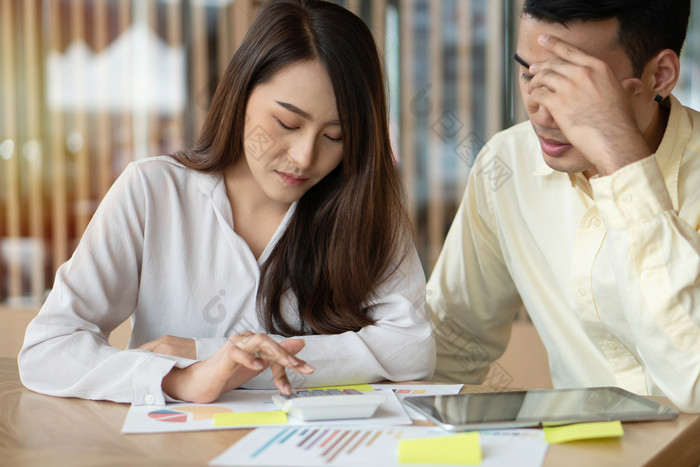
left=399, top=432, right=482, bottom=465
left=307, top=384, right=375, bottom=392
left=213, top=411, right=288, bottom=427
left=544, top=421, right=624, bottom=444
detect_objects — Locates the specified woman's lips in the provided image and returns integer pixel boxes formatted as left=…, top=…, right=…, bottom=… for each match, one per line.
left=538, top=137, right=572, bottom=157
left=276, top=171, right=309, bottom=187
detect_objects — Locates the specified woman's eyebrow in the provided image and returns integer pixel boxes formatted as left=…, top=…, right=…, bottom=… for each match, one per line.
left=512, top=53, right=531, bottom=69
left=276, top=101, right=313, bottom=120
left=276, top=100, right=340, bottom=126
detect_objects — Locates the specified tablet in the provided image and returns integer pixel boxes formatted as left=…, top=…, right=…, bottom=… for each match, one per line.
left=403, top=387, right=678, bottom=432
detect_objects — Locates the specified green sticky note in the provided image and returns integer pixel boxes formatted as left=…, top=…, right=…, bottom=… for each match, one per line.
left=213, top=411, right=288, bottom=427
left=399, top=432, right=482, bottom=465
left=307, top=384, right=375, bottom=392
left=544, top=421, right=624, bottom=444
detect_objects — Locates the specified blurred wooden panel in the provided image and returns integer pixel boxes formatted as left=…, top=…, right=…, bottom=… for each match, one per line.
left=512, top=0, right=528, bottom=124
left=456, top=0, right=472, bottom=198
left=69, top=0, right=91, bottom=235
left=94, top=0, right=112, bottom=198
left=166, top=0, right=185, bottom=153
left=399, top=0, right=417, bottom=226
left=372, top=0, right=386, bottom=57
left=218, top=1, right=232, bottom=78
left=117, top=0, right=133, bottom=171
left=1, top=0, right=22, bottom=300
left=47, top=0, right=69, bottom=270
left=233, top=0, right=254, bottom=51
left=427, top=1, right=444, bottom=268
left=147, top=0, right=160, bottom=159
left=346, top=0, right=360, bottom=15
left=22, top=0, right=46, bottom=303
left=486, top=0, right=504, bottom=137
left=191, top=0, right=209, bottom=138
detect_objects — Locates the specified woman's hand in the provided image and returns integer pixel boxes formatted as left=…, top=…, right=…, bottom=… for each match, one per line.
left=160, top=331, right=314, bottom=403
left=138, top=335, right=197, bottom=360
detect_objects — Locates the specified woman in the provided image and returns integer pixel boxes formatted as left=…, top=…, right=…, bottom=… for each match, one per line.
left=18, top=0, right=435, bottom=405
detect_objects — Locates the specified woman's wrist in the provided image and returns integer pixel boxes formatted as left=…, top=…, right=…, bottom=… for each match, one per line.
left=161, top=365, right=192, bottom=401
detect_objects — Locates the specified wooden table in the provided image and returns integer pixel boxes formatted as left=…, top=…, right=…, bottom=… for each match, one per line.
left=1, top=358, right=698, bottom=466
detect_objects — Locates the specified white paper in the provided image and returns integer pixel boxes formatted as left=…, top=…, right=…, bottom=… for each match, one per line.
left=121, top=388, right=412, bottom=434
left=210, top=426, right=548, bottom=467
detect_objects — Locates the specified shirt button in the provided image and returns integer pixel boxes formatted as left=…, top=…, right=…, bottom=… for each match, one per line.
left=641, top=270, right=652, bottom=280
left=607, top=342, right=618, bottom=350
left=591, top=217, right=601, bottom=227
left=578, top=288, right=587, bottom=297
left=621, top=192, right=632, bottom=203
left=144, top=394, right=156, bottom=405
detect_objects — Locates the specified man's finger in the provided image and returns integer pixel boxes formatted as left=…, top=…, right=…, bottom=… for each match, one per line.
left=536, top=34, right=594, bottom=66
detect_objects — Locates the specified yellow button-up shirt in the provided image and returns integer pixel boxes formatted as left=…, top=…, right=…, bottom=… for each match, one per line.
left=428, top=95, right=700, bottom=412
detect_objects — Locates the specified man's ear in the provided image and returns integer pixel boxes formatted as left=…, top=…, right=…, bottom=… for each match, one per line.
left=644, top=49, right=680, bottom=99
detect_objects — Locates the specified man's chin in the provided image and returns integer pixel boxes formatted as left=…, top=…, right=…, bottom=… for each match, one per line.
left=542, top=152, right=595, bottom=175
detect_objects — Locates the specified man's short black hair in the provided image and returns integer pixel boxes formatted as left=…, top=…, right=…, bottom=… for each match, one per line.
left=522, top=0, right=691, bottom=76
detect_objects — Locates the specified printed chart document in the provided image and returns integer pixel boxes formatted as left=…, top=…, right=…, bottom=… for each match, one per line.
left=210, top=426, right=548, bottom=467
left=122, top=388, right=410, bottom=434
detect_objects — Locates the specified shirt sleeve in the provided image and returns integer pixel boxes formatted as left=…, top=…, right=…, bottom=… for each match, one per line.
left=427, top=154, right=523, bottom=384
left=18, top=164, right=195, bottom=405
left=241, top=247, right=436, bottom=389
left=591, top=154, right=700, bottom=412
left=195, top=338, right=229, bottom=360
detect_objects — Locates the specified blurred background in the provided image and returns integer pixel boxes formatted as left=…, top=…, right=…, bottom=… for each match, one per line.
left=1, top=0, right=698, bottom=384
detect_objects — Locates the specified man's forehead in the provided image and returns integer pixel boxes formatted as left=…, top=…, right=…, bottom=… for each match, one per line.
left=516, top=15, right=623, bottom=61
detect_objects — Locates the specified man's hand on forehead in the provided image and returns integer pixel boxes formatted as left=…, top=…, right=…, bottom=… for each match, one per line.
left=525, top=33, right=650, bottom=176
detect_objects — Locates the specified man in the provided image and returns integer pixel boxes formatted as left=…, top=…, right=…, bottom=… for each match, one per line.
left=427, top=0, right=700, bottom=412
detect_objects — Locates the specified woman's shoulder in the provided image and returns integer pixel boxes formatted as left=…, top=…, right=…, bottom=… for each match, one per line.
left=128, top=155, right=187, bottom=176
left=124, top=155, right=219, bottom=192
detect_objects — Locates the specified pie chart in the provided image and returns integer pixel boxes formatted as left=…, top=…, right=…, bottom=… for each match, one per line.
left=147, top=406, right=233, bottom=423
left=148, top=409, right=188, bottom=423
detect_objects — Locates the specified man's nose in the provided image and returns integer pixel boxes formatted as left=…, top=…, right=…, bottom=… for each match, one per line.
left=526, top=97, right=557, bottom=129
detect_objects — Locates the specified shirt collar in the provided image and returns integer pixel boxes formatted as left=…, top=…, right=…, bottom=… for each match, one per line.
left=654, top=94, right=689, bottom=211
left=533, top=162, right=554, bottom=177
left=196, top=169, right=221, bottom=195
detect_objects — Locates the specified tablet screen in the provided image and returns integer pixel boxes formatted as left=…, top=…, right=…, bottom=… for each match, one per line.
left=403, top=387, right=678, bottom=431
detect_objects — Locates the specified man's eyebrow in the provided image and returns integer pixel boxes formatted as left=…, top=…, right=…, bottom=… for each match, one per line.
left=512, top=53, right=531, bottom=69
left=275, top=100, right=340, bottom=125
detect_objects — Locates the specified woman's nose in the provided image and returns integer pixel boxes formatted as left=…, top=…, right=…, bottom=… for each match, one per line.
left=287, top=136, right=315, bottom=171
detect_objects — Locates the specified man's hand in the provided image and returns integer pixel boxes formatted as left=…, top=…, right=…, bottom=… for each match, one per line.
left=527, top=34, right=651, bottom=176
left=160, top=331, right=315, bottom=404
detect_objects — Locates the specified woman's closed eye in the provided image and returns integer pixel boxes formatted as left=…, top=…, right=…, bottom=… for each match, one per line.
left=275, top=117, right=299, bottom=130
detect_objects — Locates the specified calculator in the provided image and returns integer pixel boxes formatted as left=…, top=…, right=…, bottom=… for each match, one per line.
left=271, top=389, right=387, bottom=421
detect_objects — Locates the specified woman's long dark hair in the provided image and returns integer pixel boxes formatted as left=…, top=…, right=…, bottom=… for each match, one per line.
left=172, top=0, right=412, bottom=336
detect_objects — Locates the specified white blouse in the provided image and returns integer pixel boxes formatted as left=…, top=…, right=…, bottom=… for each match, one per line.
left=18, top=156, right=435, bottom=405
